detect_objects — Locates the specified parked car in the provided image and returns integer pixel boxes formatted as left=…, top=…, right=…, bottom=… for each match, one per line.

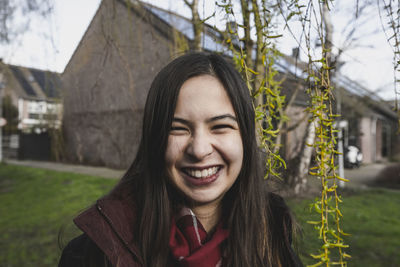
left=344, top=145, right=363, bottom=168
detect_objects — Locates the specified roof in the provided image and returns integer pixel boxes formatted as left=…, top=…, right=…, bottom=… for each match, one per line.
left=29, top=68, right=61, bottom=98
left=9, top=65, right=37, bottom=97
left=4, top=63, right=61, bottom=100
left=139, top=1, right=229, bottom=54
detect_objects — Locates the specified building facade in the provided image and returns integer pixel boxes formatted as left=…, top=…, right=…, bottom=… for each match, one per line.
left=62, top=0, right=400, bottom=169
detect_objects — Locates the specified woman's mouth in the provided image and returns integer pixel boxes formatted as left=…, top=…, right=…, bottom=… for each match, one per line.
left=183, top=166, right=220, bottom=179
left=181, top=166, right=222, bottom=186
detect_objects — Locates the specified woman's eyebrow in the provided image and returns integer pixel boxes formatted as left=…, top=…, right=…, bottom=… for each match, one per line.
left=207, top=114, right=237, bottom=123
left=172, top=117, right=189, bottom=124
left=172, top=114, right=237, bottom=124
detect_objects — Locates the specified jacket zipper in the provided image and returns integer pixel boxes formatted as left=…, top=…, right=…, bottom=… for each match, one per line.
left=96, top=202, right=144, bottom=266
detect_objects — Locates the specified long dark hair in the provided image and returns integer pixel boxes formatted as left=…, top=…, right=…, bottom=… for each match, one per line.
left=117, top=52, right=300, bottom=266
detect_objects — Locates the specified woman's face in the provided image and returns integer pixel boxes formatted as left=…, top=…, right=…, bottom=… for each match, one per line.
left=165, top=75, right=243, bottom=209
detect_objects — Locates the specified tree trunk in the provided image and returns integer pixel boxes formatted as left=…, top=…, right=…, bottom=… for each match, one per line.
left=251, top=0, right=265, bottom=107
left=293, top=118, right=317, bottom=194
left=290, top=2, right=334, bottom=195
left=240, top=0, right=253, bottom=69
left=184, top=0, right=202, bottom=51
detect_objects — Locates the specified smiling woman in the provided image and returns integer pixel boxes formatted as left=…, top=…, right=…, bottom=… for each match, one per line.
left=58, top=52, right=303, bottom=267
left=165, top=75, right=243, bottom=232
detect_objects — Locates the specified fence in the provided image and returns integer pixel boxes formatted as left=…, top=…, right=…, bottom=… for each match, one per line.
left=2, top=132, right=51, bottom=161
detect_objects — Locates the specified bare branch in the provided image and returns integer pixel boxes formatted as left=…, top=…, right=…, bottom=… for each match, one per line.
left=0, top=0, right=54, bottom=44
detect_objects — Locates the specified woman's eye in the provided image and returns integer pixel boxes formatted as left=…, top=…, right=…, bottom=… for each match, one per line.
left=170, top=126, right=189, bottom=133
left=171, top=127, right=186, bottom=131
left=212, top=124, right=234, bottom=130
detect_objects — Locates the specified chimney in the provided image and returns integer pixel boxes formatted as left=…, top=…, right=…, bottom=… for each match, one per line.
left=292, top=47, right=299, bottom=58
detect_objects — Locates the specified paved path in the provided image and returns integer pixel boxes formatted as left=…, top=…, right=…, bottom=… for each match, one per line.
left=343, top=163, right=390, bottom=188
left=4, top=159, right=125, bottom=179
left=304, top=162, right=397, bottom=190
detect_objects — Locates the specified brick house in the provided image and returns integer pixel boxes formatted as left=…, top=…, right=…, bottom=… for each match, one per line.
left=0, top=61, right=62, bottom=132
left=0, top=60, right=62, bottom=160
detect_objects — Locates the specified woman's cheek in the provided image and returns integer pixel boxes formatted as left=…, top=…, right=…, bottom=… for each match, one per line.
left=165, top=136, right=186, bottom=165
left=217, top=133, right=244, bottom=163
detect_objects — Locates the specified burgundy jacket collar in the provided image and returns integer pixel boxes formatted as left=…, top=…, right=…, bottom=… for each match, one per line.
left=74, top=185, right=143, bottom=267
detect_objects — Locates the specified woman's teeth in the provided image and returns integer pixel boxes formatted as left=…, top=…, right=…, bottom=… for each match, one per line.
left=186, top=167, right=219, bottom=178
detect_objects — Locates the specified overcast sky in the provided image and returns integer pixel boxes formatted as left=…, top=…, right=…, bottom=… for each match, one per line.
left=0, top=0, right=396, bottom=101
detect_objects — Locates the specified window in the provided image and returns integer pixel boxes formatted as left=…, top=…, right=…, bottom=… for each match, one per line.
left=28, top=113, right=40, bottom=119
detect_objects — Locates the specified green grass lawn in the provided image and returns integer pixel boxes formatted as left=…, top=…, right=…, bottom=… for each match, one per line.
left=0, top=163, right=118, bottom=267
left=289, top=188, right=400, bottom=267
left=0, top=163, right=399, bottom=266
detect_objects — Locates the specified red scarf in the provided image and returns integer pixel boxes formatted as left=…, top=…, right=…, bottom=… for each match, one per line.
left=169, top=208, right=229, bottom=267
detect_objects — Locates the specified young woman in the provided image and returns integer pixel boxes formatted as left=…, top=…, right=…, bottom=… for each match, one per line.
left=59, top=52, right=303, bottom=267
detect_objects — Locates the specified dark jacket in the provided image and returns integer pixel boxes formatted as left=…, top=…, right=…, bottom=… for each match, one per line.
left=59, top=188, right=302, bottom=267
left=59, top=186, right=143, bottom=267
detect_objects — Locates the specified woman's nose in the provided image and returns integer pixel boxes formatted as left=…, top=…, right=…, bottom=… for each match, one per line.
left=186, top=132, right=213, bottom=160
